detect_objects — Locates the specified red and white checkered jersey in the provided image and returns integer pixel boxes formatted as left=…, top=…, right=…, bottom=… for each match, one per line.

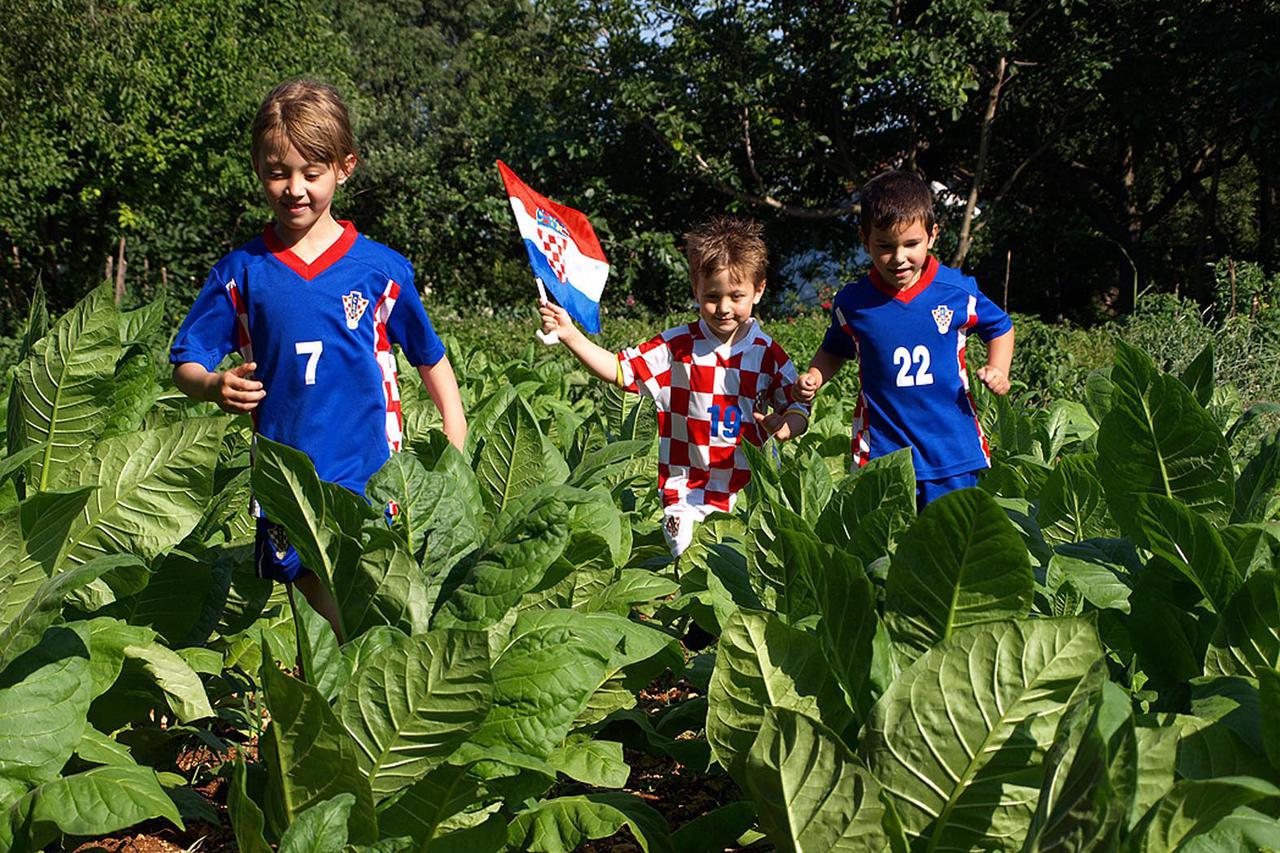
left=617, top=319, right=806, bottom=512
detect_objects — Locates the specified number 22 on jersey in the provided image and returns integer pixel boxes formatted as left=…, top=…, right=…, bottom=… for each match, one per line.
left=893, top=345, right=933, bottom=387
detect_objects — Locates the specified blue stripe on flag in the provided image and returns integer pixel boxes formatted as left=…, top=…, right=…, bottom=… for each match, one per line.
left=523, top=239, right=602, bottom=334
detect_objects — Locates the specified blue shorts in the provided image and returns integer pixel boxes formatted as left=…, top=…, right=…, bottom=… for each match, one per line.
left=916, top=470, right=981, bottom=511
left=254, top=504, right=399, bottom=583
left=254, top=519, right=309, bottom=583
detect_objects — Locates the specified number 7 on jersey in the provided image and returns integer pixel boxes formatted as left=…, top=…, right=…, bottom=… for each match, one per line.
left=295, top=340, right=323, bottom=385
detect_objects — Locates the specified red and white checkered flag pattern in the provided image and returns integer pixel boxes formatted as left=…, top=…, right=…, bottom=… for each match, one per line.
left=536, top=226, right=569, bottom=282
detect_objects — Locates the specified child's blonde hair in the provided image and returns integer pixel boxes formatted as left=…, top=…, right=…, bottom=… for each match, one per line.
left=251, top=80, right=357, bottom=171
left=684, top=216, right=768, bottom=287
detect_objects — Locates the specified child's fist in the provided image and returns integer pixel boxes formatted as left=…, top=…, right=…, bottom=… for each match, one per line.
left=977, top=365, right=1010, bottom=395
left=539, top=302, right=579, bottom=342
left=793, top=369, right=822, bottom=403
left=215, top=362, right=266, bottom=414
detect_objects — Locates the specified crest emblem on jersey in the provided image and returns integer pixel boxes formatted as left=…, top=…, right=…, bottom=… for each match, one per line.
left=342, top=290, right=369, bottom=330
left=931, top=304, right=954, bottom=334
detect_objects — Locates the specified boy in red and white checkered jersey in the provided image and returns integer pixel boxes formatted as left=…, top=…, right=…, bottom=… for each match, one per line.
left=541, top=217, right=810, bottom=556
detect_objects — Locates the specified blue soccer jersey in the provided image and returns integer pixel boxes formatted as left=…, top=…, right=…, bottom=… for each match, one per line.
left=820, top=256, right=1013, bottom=479
left=170, top=221, right=445, bottom=496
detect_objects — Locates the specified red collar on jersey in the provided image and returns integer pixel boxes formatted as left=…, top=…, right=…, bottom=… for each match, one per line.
left=263, top=220, right=358, bottom=281
left=869, top=254, right=939, bottom=303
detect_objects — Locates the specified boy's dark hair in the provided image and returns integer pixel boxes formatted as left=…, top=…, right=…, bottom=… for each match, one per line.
left=683, top=216, right=768, bottom=286
left=859, top=170, right=936, bottom=236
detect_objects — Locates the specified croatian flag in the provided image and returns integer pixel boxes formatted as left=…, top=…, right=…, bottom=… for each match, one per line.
left=497, top=160, right=609, bottom=334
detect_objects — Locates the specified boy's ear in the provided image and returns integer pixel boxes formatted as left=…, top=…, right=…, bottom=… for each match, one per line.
left=927, top=222, right=940, bottom=248
left=337, top=153, right=357, bottom=185
left=752, top=278, right=766, bottom=305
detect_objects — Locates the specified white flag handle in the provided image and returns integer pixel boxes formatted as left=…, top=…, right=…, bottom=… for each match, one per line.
left=534, top=278, right=560, bottom=345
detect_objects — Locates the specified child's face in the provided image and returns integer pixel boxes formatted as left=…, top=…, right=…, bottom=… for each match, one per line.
left=693, top=265, right=763, bottom=343
left=862, top=218, right=939, bottom=290
left=256, top=136, right=355, bottom=238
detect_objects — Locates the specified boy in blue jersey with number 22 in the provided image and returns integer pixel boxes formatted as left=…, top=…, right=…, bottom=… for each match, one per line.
left=793, top=170, right=1015, bottom=509
left=170, top=81, right=467, bottom=637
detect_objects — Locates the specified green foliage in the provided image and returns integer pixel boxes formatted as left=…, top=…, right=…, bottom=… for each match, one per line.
left=4, top=280, right=1280, bottom=850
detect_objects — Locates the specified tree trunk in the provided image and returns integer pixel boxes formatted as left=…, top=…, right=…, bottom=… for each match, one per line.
left=952, top=55, right=1007, bottom=268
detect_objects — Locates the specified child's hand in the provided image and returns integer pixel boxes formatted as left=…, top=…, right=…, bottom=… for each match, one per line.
left=977, top=365, right=1011, bottom=395
left=793, top=368, right=822, bottom=403
left=539, top=302, right=580, bottom=344
left=214, top=362, right=265, bottom=414
left=753, top=410, right=807, bottom=442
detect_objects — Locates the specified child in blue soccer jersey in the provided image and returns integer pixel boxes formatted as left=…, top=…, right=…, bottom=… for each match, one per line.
left=170, top=80, right=467, bottom=635
left=793, top=170, right=1015, bottom=509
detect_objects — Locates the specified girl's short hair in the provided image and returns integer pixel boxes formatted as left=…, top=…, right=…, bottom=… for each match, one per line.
left=859, top=170, right=936, bottom=235
left=684, top=216, right=768, bottom=286
left=251, top=80, right=357, bottom=170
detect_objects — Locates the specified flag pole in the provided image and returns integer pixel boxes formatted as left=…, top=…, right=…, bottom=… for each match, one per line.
left=534, top=277, right=560, bottom=345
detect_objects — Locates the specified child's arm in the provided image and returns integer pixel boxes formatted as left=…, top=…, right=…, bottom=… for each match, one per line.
left=540, top=303, right=620, bottom=384
left=794, top=349, right=846, bottom=402
left=976, top=327, right=1015, bottom=395
left=416, top=356, right=468, bottom=451
left=173, top=361, right=265, bottom=413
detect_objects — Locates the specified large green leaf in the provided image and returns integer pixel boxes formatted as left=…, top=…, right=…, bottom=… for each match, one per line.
left=335, top=526, right=432, bottom=641
left=0, top=488, right=93, bottom=624
left=119, top=638, right=215, bottom=722
left=100, top=344, right=160, bottom=439
left=1131, top=721, right=1181, bottom=830
left=293, top=589, right=349, bottom=702
left=1021, top=682, right=1136, bottom=852
left=101, top=549, right=231, bottom=648
left=744, top=707, right=887, bottom=852
left=0, top=765, right=182, bottom=851
left=1134, top=494, right=1241, bottom=612
left=0, top=626, right=92, bottom=783
left=1134, top=776, right=1280, bottom=853
left=746, top=504, right=821, bottom=620
left=1204, top=571, right=1279, bottom=678
left=0, top=553, right=139, bottom=670
left=884, top=488, right=1033, bottom=658
left=1261, top=668, right=1280, bottom=773
left=374, top=762, right=484, bottom=850
left=278, top=793, right=354, bottom=853
left=251, top=435, right=372, bottom=602
left=54, top=418, right=227, bottom=571
left=433, top=488, right=572, bottom=630
left=505, top=793, right=673, bottom=853
left=336, top=629, right=492, bottom=799
left=1096, top=342, right=1234, bottom=535
left=1233, top=429, right=1280, bottom=523
left=464, top=609, right=612, bottom=763
left=1128, top=563, right=1215, bottom=688
left=861, top=617, right=1104, bottom=851
left=228, top=757, right=272, bottom=853
left=367, top=451, right=477, bottom=569
left=474, top=396, right=547, bottom=515
left=1046, top=552, right=1132, bottom=614
left=809, top=545, right=877, bottom=721
left=814, top=448, right=916, bottom=563
left=1178, top=806, right=1280, bottom=853
left=706, top=609, right=854, bottom=777
left=1036, top=454, right=1112, bottom=546
left=260, top=653, right=377, bottom=844
left=7, top=283, right=120, bottom=491
left=548, top=737, right=630, bottom=788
